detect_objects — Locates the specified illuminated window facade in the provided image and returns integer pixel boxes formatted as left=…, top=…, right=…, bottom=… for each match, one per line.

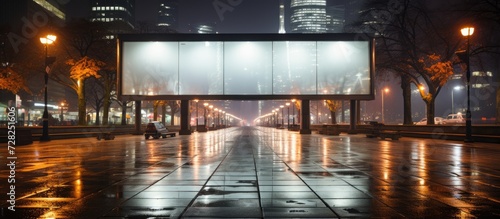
left=157, top=0, right=178, bottom=31
left=90, top=0, right=135, bottom=30
left=290, top=0, right=327, bottom=33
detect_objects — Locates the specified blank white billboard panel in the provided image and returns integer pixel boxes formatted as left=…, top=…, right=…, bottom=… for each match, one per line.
left=120, top=37, right=372, bottom=99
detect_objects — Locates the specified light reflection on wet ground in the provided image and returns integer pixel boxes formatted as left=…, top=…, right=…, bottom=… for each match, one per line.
left=1, top=126, right=500, bottom=218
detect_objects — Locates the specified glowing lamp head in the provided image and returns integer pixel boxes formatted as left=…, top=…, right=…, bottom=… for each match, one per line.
left=40, top=34, right=57, bottom=45
left=461, top=27, right=474, bottom=37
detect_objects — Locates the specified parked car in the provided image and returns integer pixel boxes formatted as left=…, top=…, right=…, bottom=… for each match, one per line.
left=144, top=121, right=169, bottom=139
left=415, top=117, right=445, bottom=125
left=444, top=113, right=465, bottom=124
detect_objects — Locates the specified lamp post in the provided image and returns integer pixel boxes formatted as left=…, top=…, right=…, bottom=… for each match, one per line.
left=451, top=86, right=463, bottom=114
left=209, top=105, right=213, bottom=128
left=194, top=99, right=199, bottom=129
left=203, top=102, right=208, bottom=126
left=60, top=101, right=65, bottom=124
left=381, top=88, right=389, bottom=124
left=272, top=109, right=276, bottom=126
left=461, top=26, right=474, bottom=142
left=291, top=99, right=296, bottom=126
left=286, top=102, right=290, bottom=128
left=40, top=34, right=57, bottom=141
left=280, top=105, right=284, bottom=127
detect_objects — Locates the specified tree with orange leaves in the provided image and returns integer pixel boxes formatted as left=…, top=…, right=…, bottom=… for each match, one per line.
left=0, top=67, right=29, bottom=94
left=416, top=54, right=454, bottom=124
left=66, top=56, right=105, bottom=125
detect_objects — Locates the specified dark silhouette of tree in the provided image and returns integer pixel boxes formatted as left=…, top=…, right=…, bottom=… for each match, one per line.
left=357, top=0, right=463, bottom=124
left=50, top=20, right=110, bottom=125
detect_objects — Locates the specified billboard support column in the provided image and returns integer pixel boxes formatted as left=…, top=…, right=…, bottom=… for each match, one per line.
left=179, top=100, right=192, bottom=135
left=134, top=101, right=142, bottom=135
left=348, top=100, right=358, bottom=134
left=300, top=100, right=311, bottom=134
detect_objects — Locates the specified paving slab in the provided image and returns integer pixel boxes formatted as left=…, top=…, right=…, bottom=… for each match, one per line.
left=1, top=126, right=500, bottom=218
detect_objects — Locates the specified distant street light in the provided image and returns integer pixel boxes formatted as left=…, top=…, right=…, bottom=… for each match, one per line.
left=381, top=88, right=389, bottom=123
left=194, top=99, right=199, bottom=128
left=461, top=26, right=474, bottom=142
left=291, top=99, right=296, bottom=126
left=286, top=102, right=290, bottom=128
left=40, top=34, right=57, bottom=141
left=451, top=86, right=463, bottom=114
left=60, top=101, right=66, bottom=123
left=209, top=105, right=213, bottom=127
left=419, top=85, right=427, bottom=115
left=280, top=105, right=284, bottom=127
left=203, top=102, right=208, bottom=126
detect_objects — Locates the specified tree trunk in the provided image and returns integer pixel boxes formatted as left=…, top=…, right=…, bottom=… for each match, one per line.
left=161, top=104, right=166, bottom=125
left=341, top=101, right=345, bottom=123
left=102, top=95, right=110, bottom=125
left=426, top=98, right=436, bottom=125
left=121, top=100, right=127, bottom=125
left=331, top=111, right=337, bottom=124
left=95, top=107, right=100, bottom=125
left=401, top=75, right=413, bottom=125
left=153, top=103, right=159, bottom=121
left=77, top=79, right=86, bottom=125
left=170, top=107, right=175, bottom=126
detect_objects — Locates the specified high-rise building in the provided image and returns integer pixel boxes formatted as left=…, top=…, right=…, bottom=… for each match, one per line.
left=157, top=0, right=179, bottom=31
left=279, top=0, right=286, bottom=33
left=290, top=0, right=327, bottom=33
left=326, top=2, right=345, bottom=33
left=1, top=0, right=67, bottom=125
left=89, top=0, right=135, bottom=32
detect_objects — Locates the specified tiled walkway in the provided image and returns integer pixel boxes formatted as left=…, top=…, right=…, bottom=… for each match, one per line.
left=1, top=126, right=500, bottom=218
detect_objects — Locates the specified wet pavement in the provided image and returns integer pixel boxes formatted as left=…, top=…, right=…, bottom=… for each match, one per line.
left=1, top=126, right=500, bottom=218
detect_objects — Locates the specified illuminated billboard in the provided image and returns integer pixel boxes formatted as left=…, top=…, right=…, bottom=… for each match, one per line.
left=118, top=34, right=374, bottom=100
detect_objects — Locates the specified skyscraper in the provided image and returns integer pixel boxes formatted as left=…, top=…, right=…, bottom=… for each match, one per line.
left=290, top=0, right=327, bottom=33
left=89, top=0, right=135, bottom=32
left=326, top=2, right=345, bottom=33
left=157, top=0, right=179, bottom=31
left=279, top=0, right=286, bottom=33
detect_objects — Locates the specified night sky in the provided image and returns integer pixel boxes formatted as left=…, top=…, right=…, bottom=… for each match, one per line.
left=66, top=0, right=280, bottom=33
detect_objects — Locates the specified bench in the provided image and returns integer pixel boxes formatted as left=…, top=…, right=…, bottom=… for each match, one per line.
left=319, top=125, right=341, bottom=135
left=366, top=121, right=400, bottom=140
left=97, top=132, right=115, bottom=140
left=165, top=132, right=176, bottom=137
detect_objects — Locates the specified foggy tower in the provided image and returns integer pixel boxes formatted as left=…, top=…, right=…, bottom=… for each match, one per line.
left=279, top=0, right=286, bottom=33
left=290, top=0, right=327, bottom=33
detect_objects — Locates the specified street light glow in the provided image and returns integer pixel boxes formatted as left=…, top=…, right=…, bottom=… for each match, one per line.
left=40, top=34, right=57, bottom=45
left=461, top=27, right=474, bottom=37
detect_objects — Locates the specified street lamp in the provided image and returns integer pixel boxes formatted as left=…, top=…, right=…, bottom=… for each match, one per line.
left=286, top=102, right=290, bottom=128
left=60, top=101, right=65, bottom=124
left=451, top=86, right=463, bottom=114
left=461, top=26, right=474, bottom=142
left=291, top=99, right=296, bottom=126
left=280, top=105, right=284, bottom=127
left=209, top=105, right=213, bottom=127
left=39, top=34, right=57, bottom=141
left=203, top=102, right=208, bottom=126
left=194, top=99, right=199, bottom=128
left=381, top=88, right=389, bottom=123
left=272, top=109, right=276, bottom=127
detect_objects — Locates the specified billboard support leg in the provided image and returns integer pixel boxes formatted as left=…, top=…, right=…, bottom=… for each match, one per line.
left=300, top=99, right=311, bottom=134
left=179, top=99, right=192, bottom=135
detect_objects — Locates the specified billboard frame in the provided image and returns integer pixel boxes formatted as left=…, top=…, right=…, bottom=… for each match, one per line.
left=117, top=33, right=375, bottom=101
